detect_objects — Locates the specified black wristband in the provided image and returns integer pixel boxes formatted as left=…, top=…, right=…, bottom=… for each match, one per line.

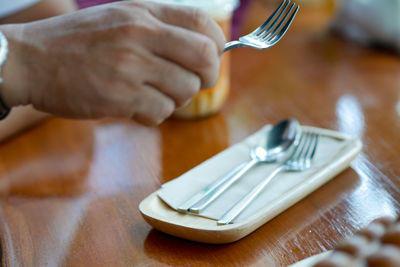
left=0, top=96, right=10, bottom=119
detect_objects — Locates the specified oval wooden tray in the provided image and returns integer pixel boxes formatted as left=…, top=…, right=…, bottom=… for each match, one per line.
left=139, top=127, right=362, bottom=244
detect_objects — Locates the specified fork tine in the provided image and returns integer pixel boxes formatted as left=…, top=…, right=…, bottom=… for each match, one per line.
left=293, top=131, right=312, bottom=164
left=257, top=0, right=291, bottom=38
left=267, top=4, right=299, bottom=44
left=251, top=0, right=288, bottom=36
left=306, top=133, right=319, bottom=163
left=262, top=2, right=297, bottom=40
left=289, top=131, right=309, bottom=161
left=300, top=132, right=317, bottom=167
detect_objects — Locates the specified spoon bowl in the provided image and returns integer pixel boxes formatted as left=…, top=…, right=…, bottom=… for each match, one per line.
left=251, top=118, right=299, bottom=163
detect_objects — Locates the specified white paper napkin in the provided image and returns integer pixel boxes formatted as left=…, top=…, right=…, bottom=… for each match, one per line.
left=158, top=125, right=353, bottom=223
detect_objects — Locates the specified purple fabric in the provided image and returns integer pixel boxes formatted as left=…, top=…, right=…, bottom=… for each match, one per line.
left=77, top=0, right=121, bottom=9
left=232, top=0, right=251, bottom=39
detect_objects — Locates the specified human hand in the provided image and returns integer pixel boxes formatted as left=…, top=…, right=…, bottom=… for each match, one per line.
left=0, top=0, right=226, bottom=125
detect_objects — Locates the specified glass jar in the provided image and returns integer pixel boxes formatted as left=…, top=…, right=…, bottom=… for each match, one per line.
left=146, top=0, right=239, bottom=119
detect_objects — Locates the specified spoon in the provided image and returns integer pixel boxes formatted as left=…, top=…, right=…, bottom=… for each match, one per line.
left=177, top=118, right=300, bottom=214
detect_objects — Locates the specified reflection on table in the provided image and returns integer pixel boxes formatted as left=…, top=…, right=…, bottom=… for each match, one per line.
left=0, top=0, right=400, bottom=266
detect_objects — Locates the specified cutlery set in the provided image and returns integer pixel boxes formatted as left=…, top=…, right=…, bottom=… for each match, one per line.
left=140, top=1, right=363, bottom=241
left=177, top=119, right=320, bottom=225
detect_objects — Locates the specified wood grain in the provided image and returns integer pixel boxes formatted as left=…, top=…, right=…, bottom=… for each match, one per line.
left=1, top=1, right=400, bottom=266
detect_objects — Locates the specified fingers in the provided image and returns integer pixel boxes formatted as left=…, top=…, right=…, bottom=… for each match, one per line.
left=143, top=2, right=226, bottom=53
left=145, top=56, right=201, bottom=108
left=124, top=1, right=224, bottom=89
left=109, top=48, right=201, bottom=109
left=145, top=24, right=221, bottom=89
left=129, top=84, right=175, bottom=126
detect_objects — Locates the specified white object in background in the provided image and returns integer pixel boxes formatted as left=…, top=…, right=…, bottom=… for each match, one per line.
left=0, top=0, right=41, bottom=18
left=332, top=0, right=400, bottom=53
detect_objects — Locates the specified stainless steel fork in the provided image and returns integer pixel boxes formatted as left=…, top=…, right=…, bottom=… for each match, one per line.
left=217, top=130, right=319, bottom=225
left=224, top=0, right=299, bottom=52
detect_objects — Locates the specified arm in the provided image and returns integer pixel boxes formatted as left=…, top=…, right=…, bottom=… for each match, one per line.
left=0, top=1, right=225, bottom=125
left=0, top=0, right=77, bottom=142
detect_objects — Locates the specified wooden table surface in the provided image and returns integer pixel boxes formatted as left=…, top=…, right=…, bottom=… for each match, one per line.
left=1, top=1, right=399, bottom=266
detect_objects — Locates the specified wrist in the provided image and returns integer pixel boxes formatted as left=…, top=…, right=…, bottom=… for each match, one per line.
left=0, top=24, right=31, bottom=108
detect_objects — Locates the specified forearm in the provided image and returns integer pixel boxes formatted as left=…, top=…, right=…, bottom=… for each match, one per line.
left=0, top=0, right=78, bottom=106
left=0, top=24, right=33, bottom=108
left=0, top=0, right=77, bottom=142
left=0, top=23, right=49, bottom=142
